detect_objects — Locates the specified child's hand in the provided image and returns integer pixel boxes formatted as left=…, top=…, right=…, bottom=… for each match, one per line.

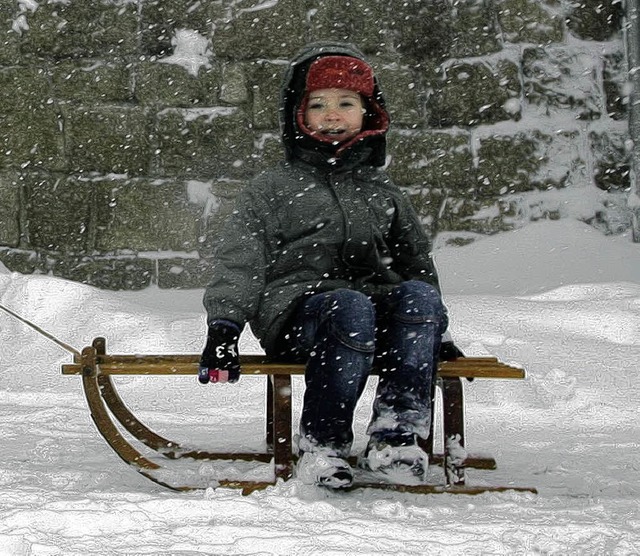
left=199, top=322, right=241, bottom=384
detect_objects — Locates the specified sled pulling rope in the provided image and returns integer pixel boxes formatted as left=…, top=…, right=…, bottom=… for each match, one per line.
left=62, top=337, right=537, bottom=495
left=0, top=302, right=80, bottom=356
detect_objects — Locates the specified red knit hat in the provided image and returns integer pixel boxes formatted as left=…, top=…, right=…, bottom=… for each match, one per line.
left=304, top=55, right=375, bottom=97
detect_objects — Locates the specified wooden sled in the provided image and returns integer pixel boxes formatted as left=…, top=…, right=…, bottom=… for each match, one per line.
left=62, top=337, right=537, bottom=496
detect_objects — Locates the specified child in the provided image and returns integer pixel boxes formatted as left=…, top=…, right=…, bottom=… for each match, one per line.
left=199, top=41, right=459, bottom=489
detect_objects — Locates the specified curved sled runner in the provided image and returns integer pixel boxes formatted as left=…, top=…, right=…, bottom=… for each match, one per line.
left=62, top=337, right=537, bottom=495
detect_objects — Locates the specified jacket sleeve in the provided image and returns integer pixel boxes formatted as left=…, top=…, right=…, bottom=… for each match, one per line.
left=202, top=187, right=269, bottom=327
left=388, top=189, right=442, bottom=293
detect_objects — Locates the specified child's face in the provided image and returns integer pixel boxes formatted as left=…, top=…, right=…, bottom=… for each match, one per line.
left=304, top=88, right=365, bottom=143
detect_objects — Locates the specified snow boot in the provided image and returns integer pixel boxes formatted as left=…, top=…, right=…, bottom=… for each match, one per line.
left=359, top=433, right=429, bottom=482
left=296, top=449, right=354, bottom=489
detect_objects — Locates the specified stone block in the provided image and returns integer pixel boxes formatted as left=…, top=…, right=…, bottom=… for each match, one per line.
left=589, top=192, right=633, bottom=235
left=532, top=129, right=585, bottom=189
left=0, top=34, right=20, bottom=68
left=307, top=0, right=390, bottom=55
left=522, top=46, right=602, bottom=120
left=211, top=0, right=307, bottom=60
left=195, top=178, right=248, bottom=256
left=448, top=0, right=502, bottom=58
left=0, top=2, right=20, bottom=67
left=590, top=131, right=631, bottom=192
left=476, top=133, right=538, bottom=196
left=404, top=186, right=515, bottom=236
left=387, top=129, right=474, bottom=191
left=18, top=0, right=138, bottom=60
left=252, top=132, right=283, bottom=170
left=1, top=109, right=65, bottom=172
left=565, top=0, right=623, bottom=41
left=140, top=0, right=215, bottom=57
left=154, top=106, right=254, bottom=179
left=0, top=66, right=49, bottom=112
left=52, top=60, right=133, bottom=104
left=385, top=0, right=453, bottom=62
left=135, top=60, right=219, bottom=107
left=64, top=106, right=152, bottom=175
left=496, top=0, right=564, bottom=44
left=0, top=68, right=65, bottom=172
left=25, top=174, right=91, bottom=253
left=427, top=59, right=521, bottom=127
left=475, top=129, right=584, bottom=196
left=219, top=63, right=249, bottom=106
left=0, top=248, right=45, bottom=275
left=95, top=178, right=201, bottom=252
left=404, top=185, right=447, bottom=234
left=603, top=51, right=628, bottom=121
left=437, top=196, right=517, bottom=234
left=53, top=256, right=155, bottom=290
left=0, top=171, right=20, bottom=247
left=411, top=186, right=515, bottom=236
left=250, top=60, right=286, bottom=130
left=371, top=61, right=421, bottom=126
left=157, top=257, right=211, bottom=289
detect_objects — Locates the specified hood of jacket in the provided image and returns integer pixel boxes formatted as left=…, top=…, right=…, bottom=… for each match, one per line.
left=279, top=41, right=389, bottom=168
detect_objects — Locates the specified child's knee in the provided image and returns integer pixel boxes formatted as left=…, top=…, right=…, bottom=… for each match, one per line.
left=325, top=290, right=375, bottom=351
left=393, top=280, right=446, bottom=323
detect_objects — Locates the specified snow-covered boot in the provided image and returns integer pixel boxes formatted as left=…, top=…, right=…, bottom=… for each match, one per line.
left=359, top=433, right=428, bottom=482
left=296, top=449, right=354, bottom=489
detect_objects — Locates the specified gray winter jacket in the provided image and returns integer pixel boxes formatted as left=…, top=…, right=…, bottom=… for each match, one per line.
left=203, top=42, right=442, bottom=354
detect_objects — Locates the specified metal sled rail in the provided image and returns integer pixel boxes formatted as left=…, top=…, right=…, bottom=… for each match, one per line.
left=62, top=337, right=537, bottom=495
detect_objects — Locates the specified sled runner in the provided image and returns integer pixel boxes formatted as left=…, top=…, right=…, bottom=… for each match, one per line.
left=62, top=337, right=537, bottom=495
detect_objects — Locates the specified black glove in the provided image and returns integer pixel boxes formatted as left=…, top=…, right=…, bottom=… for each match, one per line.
left=439, top=341, right=465, bottom=361
left=199, top=322, right=241, bottom=384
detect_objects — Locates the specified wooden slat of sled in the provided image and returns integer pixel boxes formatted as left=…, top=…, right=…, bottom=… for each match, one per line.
left=62, top=355, right=526, bottom=379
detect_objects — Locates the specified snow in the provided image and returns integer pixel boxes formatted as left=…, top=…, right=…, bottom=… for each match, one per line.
left=1, top=219, right=640, bottom=554
left=158, top=29, right=212, bottom=78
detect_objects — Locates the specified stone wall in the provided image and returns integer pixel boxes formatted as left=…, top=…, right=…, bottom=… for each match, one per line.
left=0, top=0, right=631, bottom=289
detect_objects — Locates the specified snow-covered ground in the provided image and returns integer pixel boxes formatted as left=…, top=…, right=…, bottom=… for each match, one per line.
left=1, top=219, right=639, bottom=555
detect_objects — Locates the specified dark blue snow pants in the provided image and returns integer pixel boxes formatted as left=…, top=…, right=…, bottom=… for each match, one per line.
left=277, top=280, right=447, bottom=457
